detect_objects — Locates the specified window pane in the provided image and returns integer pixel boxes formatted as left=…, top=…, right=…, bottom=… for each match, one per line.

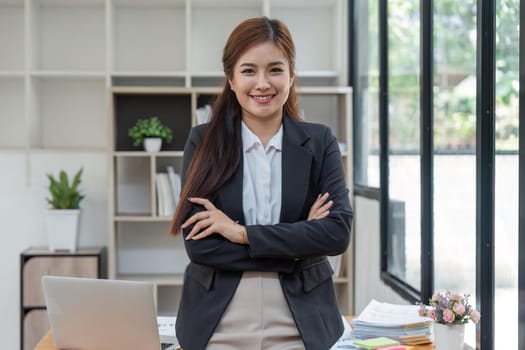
left=495, top=0, right=519, bottom=348
left=433, top=1, right=477, bottom=347
left=387, top=0, right=420, bottom=288
left=354, top=0, right=380, bottom=187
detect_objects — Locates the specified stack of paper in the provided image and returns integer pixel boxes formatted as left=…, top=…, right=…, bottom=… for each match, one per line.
left=351, top=299, right=432, bottom=346
left=157, top=316, right=179, bottom=349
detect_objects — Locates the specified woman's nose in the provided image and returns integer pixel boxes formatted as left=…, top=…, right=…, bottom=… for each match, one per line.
left=255, top=73, right=271, bottom=90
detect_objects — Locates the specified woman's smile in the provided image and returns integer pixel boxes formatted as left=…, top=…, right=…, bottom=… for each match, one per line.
left=250, top=93, right=277, bottom=104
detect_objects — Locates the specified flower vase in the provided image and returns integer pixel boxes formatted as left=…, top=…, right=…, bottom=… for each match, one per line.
left=433, top=323, right=465, bottom=350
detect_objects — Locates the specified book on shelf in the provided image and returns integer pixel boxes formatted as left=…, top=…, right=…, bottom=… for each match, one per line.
left=351, top=299, right=432, bottom=346
left=166, top=166, right=181, bottom=208
left=196, top=104, right=212, bottom=125
left=156, top=173, right=174, bottom=217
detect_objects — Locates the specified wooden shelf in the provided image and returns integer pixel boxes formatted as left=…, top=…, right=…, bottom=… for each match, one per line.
left=111, top=71, right=186, bottom=77
left=114, top=215, right=173, bottom=222
left=0, top=71, right=24, bottom=77
left=30, top=70, right=106, bottom=78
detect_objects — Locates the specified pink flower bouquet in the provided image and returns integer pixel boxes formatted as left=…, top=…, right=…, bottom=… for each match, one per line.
left=419, top=291, right=481, bottom=325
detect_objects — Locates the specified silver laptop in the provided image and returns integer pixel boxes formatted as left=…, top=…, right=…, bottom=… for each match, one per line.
left=41, top=276, right=178, bottom=350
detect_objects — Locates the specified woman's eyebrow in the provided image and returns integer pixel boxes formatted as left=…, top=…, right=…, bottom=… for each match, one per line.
left=239, top=61, right=285, bottom=67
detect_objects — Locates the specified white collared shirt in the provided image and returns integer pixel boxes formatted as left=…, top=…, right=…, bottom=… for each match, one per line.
left=241, top=121, right=283, bottom=226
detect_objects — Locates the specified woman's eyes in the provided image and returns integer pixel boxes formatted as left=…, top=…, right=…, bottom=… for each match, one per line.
left=240, top=67, right=284, bottom=74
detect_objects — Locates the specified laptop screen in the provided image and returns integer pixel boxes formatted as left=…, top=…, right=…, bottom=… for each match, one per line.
left=41, top=276, right=176, bottom=350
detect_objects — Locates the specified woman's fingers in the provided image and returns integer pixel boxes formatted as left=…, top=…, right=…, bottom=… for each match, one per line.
left=181, top=210, right=210, bottom=229
left=182, top=202, right=238, bottom=242
left=318, top=200, right=333, bottom=213
left=308, top=192, right=330, bottom=221
left=185, top=217, right=212, bottom=240
left=190, top=226, right=216, bottom=240
left=188, top=197, right=216, bottom=211
left=312, top=193, right=329, bottom=210
left=308, top=194, right=324, bottom=217
left=310, top=201, right=332, bottom=220
left=181, top=197, right=217, bottom=229
left=311, top=210, right=330, bottom=220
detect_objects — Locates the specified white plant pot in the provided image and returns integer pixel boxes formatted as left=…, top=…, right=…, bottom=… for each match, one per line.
left=433, top=323, right=465, bottom=350
left=144, top=138, right=162, bottom=152
left=45, top=209, right=81, bottom=252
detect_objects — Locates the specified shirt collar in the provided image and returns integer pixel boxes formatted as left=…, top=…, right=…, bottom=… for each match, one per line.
left=241, top=121, right=283, bottom=152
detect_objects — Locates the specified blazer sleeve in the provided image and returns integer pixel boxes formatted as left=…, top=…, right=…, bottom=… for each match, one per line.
left=246, top=127, right=353, bottom=259
left=180, top=126, right=296, bottom=273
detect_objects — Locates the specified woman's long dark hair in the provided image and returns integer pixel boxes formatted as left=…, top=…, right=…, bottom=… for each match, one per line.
left=169, top=17, right=301, bottom=235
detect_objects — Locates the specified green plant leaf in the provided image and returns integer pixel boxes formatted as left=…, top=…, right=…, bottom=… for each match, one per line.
left=46, top=168, right=85, bottom=209
left=128, top=116, right=173, bottom=148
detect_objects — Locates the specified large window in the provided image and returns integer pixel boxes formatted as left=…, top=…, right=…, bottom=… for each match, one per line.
left=354, top=0, right=380, bottom=188
left=386, top=0, right=421, bottom=289
left=353, top=0, right=523, bottom=347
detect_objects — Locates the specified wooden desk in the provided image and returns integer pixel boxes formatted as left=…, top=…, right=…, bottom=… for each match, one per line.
left=34, top=331, right=183, bottom=350
left=33, top=331, right=54, bottom=350
left=34, top=330, right=432, bottom=350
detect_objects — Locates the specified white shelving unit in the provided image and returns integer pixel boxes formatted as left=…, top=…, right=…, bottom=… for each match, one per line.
left=0, top=0, right=25, bottom=73
left=109, top=85, right=353, bottom=314
left=2, top=0, right=352, bottom=317
left=111, top=0, right=187, bottom=75
left=190, top=0, right=262, bottom=75
left=29, top=0, right=106, bottom=73
left=29, top=77, right=107, bottom=150
left=0, top=77, right=25, bottom=149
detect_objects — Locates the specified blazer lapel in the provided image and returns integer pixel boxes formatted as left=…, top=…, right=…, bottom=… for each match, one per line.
left=280, top=117, right=313, bottom=223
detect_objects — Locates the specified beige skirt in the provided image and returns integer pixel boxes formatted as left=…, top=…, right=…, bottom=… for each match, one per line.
left=206, top=272, right=305, bottom=350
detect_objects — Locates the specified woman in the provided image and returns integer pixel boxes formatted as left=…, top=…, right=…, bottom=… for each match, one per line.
left=170, top=17, right=353, bottom=350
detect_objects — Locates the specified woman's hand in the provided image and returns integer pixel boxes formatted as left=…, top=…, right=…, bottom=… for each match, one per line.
left=308, top=192, right=333, bottom=221
left=182, top=197, right=248, bottom=244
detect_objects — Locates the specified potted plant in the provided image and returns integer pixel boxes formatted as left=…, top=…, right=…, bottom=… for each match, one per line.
left=128, top=116, right=173, bottom=152
left=45, top=168, right=85, bottom=252
left=419, top=291, right=480, bottom=350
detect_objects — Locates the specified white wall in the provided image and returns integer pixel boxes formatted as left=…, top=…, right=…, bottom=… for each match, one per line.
left=0, top=151, right=108, bottom=349
left=354, top=195, right=409, bottom=314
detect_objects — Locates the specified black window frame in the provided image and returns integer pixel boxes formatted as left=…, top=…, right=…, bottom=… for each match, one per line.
left=375, top=0, right=430, bottom=304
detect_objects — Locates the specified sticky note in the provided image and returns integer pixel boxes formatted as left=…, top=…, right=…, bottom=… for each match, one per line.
left=353, top=337, right=400, bottom=349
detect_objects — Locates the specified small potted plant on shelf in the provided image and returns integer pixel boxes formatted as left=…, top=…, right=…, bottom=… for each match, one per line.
left=129, top=116, right=173, bottom=152
left=419, top=291, right=481, bottom=350
left=45, top=168, right=85, bottom=252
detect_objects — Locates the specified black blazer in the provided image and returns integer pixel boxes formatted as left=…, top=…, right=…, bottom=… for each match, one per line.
left=175, top=116, right=353, bottom=350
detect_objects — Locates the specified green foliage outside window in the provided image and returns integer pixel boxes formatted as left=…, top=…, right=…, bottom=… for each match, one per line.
left=386, top=0, right=518, bottom=152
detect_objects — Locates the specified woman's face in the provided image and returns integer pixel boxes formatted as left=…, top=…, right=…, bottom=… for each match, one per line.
left=229, top=41, right=294, bottom=124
